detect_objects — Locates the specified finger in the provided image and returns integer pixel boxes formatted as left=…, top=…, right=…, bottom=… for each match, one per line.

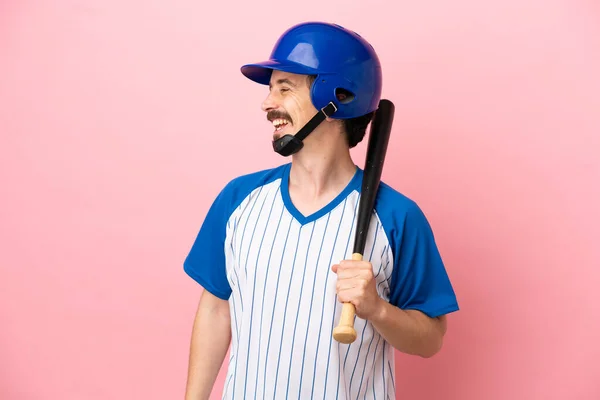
left=336, top=278, right=368, bottom=293
left=337, top=287, right=365, bottom=304
left=337, top=268, right=373, bottom=281
left=336, top=269, right=363, bottom=280
left=339, top=259, right=370, bottom=268
left=338, top=261, right=374, bottom=274
left=336, top=280, right=360, bottom=292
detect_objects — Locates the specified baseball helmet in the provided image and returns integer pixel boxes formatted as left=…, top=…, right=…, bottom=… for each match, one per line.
left=241, top=22, right=382, bottom=120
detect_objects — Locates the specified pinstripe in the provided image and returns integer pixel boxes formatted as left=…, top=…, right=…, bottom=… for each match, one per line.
left=369, top=335, right=383, bottom=399
left=283, top=220, right=317, bottom=398
left=261, top=216, right=294, bottom=399
left=326, top=195, right=360, bottom=400
left=230, top=249, right=246, bottom=396
left=242, top=186, right=278, bottom=398
left=253, top=195, right=284, bottom=400
left=232, top=187, right=260, bottom=261
left=297, top=211, right=331, bottom=399
left=347, top=221, right=380, bottom=394
left=356, top=322, right=379, bottom=397
left=272, top=228, right=304, bottom=398
left=237, top=186, right=264, bottom=280
left=388, top=360, right=395, bottom=394
left=223, top=371, right=233, bottom=398
left=309, top=198, right=347, bottom=400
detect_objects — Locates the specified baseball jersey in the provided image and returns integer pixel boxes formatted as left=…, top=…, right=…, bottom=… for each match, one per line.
left=184, top=162, right=459, bottom=400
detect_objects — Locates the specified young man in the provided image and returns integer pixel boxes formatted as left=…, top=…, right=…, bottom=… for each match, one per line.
left=183, top=22, right=459, bottom=400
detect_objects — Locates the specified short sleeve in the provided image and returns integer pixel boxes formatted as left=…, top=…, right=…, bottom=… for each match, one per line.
left=183, top=186, right=233, bottom=300
left=388, top=203, right=459, bottom=318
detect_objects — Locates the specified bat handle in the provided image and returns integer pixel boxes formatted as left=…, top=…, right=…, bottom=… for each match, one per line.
left=332, top=252, right=363, bottom=344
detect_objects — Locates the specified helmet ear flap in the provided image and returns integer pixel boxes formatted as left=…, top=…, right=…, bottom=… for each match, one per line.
left=310, top=74, right=358, bottom=118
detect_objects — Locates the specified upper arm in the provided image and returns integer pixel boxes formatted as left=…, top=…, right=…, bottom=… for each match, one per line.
left=405, top=309, right=448, bottom=336
left=387, top=202, right=460, bottom=319
left=436, top=314, right=448, bottom=335
left=197, top=289, right=231, bottom=323
left=184, top=186, right=234, bottom=300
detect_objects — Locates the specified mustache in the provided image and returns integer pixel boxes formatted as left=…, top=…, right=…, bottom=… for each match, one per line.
left=267, top=110, right=293, bottom=124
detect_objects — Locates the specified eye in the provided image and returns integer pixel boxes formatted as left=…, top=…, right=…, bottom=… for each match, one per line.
left=280, top=87, right=290, bottom=93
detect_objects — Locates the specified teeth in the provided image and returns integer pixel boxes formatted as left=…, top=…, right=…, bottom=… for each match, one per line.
left=272, top=119, right=289, bottom=128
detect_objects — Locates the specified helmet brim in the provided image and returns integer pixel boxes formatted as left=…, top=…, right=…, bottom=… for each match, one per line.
left=241, top=60, right=322, bottom=85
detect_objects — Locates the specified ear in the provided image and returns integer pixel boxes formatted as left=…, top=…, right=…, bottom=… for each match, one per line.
left=324, top=116, right=342, bottom=125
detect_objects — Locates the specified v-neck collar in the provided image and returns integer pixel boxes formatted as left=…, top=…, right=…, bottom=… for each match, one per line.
left=279, top=162, right=363, bottom=226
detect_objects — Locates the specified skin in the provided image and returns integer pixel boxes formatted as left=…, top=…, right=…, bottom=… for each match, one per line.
left=185, top=290, right=231, bottom=400
left=184, top=70, right=448, bottom=399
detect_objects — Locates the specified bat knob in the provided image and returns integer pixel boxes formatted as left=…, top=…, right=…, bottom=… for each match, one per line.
left=333, top=325, right=357, bottom=344
left=333, top=302, right=358, bottom=343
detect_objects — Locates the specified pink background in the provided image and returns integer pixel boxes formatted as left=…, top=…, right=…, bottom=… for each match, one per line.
left=1, top=1, right=599, bottom=399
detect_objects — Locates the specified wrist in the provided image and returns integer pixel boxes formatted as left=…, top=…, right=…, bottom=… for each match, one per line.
left=369, top=297, right=388, bottom=324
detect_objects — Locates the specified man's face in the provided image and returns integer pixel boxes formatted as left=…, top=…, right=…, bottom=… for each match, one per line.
left=262, top=70, right=318, bottom=141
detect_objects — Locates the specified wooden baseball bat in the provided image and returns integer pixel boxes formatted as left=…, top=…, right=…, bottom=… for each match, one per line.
left=332, top=99, right=395, bottom=344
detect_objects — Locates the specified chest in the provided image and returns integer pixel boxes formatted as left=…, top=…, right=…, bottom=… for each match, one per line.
left=224, top=186, right=393, bottom=304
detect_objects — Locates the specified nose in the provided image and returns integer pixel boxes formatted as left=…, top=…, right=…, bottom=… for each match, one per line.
left=261, top=91, right=279, bottom=112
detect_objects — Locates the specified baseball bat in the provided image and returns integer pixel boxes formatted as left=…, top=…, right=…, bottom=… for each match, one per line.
left=332, top=98, right=395, bottom=344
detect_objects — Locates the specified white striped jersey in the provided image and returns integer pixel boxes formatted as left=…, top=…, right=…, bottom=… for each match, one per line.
left=184, top=163, right=459, bottom=399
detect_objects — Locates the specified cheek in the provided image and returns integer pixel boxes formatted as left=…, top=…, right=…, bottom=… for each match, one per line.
left=297, top=98, right=316, bottom=122
left=284, top=93, right=315, bottom=125
left=283, top=97, right=302, bottom=124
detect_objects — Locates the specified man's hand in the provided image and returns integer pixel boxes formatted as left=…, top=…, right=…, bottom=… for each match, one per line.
left=332, top=258, right=448, bottom=358
left=332, top=259, right=384, bottom=321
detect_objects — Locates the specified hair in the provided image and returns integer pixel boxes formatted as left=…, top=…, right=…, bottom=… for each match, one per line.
left=306, top=76, right=374, bottom=148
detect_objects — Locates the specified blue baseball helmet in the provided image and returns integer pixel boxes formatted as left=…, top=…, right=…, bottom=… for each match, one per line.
left=241, top=22, right=382, bottom=120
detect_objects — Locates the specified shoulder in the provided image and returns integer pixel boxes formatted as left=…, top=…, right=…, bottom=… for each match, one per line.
left=374, top=181, right=424, bottom=223
left=213, top=163, right=288, bottom=214
left=373, top=181, right=435, bottom=242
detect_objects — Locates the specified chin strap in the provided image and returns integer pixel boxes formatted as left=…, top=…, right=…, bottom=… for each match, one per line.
left=272, top=101, right=338, bottom=157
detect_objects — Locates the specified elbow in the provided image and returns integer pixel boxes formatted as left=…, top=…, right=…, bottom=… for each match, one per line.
left=419, top=314, right=447, bottom=358
left=418, top=333, right=444, bottom=358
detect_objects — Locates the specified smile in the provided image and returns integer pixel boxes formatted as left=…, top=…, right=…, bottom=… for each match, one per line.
left=272, top=119, right=290, bottom=132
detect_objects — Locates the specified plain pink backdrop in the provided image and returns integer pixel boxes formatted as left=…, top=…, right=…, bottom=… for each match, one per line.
left=1, top=1, right=599, bottom=399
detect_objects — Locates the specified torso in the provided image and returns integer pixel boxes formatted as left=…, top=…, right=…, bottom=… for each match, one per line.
left=221, top=164, right=397, bottom=400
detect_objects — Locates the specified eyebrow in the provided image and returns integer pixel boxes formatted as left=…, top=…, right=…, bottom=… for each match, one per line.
left=269, top=78, right=296, bottom=89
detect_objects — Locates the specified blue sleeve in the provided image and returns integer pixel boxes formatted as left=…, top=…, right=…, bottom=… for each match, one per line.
left=183, top=186, right=233, bottom=300
left=388, top=203, right=459, bottom=318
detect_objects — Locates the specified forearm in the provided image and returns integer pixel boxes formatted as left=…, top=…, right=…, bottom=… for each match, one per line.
left=369, top=298, right=446, bottom=358
left=185, top=292, right=231, bottom=400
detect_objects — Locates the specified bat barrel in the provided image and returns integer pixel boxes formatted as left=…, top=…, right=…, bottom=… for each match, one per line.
left=353, top=99, right=394, bottom=255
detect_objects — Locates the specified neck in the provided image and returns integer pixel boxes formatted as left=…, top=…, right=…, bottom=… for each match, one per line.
left=286, top=128, right=356, bottom=215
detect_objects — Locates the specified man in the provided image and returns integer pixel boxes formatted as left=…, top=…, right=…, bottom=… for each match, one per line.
left=183, top=22, right=459, bottom=399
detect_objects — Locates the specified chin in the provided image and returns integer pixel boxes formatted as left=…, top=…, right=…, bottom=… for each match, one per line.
left=273, top=130, right=295, bottom=141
